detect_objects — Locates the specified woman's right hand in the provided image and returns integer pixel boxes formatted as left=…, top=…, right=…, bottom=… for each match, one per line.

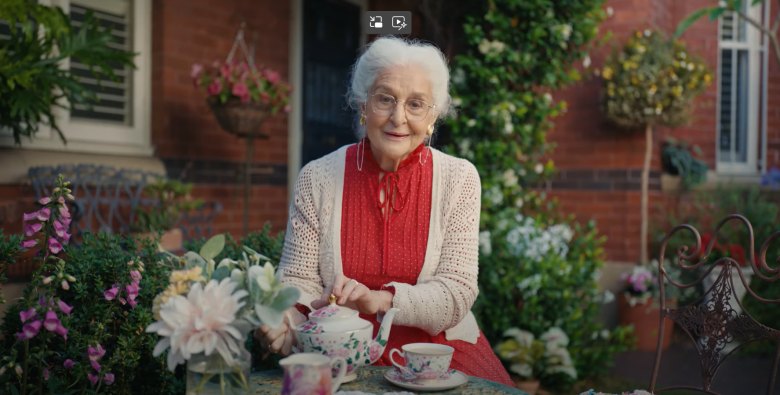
left=254, top=308, right=305, bottom=355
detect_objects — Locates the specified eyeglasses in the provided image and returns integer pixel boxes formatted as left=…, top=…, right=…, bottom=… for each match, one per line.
left=369, top=92, right=436, bottom=121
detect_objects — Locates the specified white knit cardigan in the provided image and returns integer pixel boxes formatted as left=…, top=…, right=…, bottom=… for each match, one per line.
left=279, top=145, right=481, bottom=343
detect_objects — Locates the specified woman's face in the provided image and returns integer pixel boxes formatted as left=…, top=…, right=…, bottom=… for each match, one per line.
left=363, top=64, right=437, bottom=171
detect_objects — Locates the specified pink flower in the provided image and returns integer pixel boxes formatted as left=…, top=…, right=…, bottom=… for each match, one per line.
left=207, top=80, right=222, bottom=96
left=22, top=211, right=39, bottom=222
left=54, top=220, right=67, bottom=238
left=57, top=300, right=73, bottom=315
left=130, top=270, right=142, bottom=282
left=43, top=310, right=60, bottom=331
left=17, top=320, right=42, bottom=340
left=191, top=63, right=203, bottom=79
left=220, top=63, right=232, bottom=77
left=43, top=367, right=50, bottom=381
left=88, top=344, right=106, bottom=361
left=20, top=308, right=37, bottom=323
left=36, top=208, right=51, bottom=221
left=103, top=373, right=115, bottom=385
left=63, top=359, right=75, bottom=369
left=104, top=285, right=119, bottom=301
left=90, top=360, right=101, bottom=372
left=263, top=69, right=281, bottom=84
left=61, top=280, right=70, bottom=291
left=21, top=239, right=37, bottom=249
left=24, top=222, right=42, bottom=237
left=54, top=325, right=68, bottom=340
left=232, top=82, right=249, bottom=102
left=48, top=237, right=63, bottom=254
left=88, top=373, right=99, bottom=386
left=61, top=232, right=71, bottom=244
left=59, top=205, right=71, bottom=219
left=39, top=197, right=51, bottom=205
left=58, top=196, right=65, bottom=204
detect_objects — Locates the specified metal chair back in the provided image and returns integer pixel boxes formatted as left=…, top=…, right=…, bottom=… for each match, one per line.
left=650, top=214, right=780, bottom=394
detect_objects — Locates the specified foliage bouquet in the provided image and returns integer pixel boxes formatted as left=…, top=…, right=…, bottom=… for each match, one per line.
left=496, top=327, right=578, bottom=385
left=146, top=234, right=299, bottom=394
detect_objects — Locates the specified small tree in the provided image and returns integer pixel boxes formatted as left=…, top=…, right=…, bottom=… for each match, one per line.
left=601, top=30, right=712, bottom=263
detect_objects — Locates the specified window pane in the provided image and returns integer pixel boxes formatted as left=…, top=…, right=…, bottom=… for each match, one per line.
left=720, top=11, right=734, bottom=41
left=719, top=49, right=733, bottom=158
left=69, top=1, right=133, bottom=125
left=735, top=50, right=749, bottom=163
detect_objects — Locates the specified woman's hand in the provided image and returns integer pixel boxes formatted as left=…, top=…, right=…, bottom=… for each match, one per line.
left=253, top=308, right=305, bottom=356
left=311, top=275, right=393, bottom=315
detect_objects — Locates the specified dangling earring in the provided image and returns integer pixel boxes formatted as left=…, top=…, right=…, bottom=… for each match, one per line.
left=419, top=127, right=433, bottom=165
left=359, top=113, right=366, bottom=126
left=357, top=137, right=366, bottom=171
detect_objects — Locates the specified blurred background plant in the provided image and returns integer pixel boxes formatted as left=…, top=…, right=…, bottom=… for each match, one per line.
left=661, top=138, right=709, bottom=189
left=132, top=179, right=204, bottom=233
left=0, top=231, right=22, bottom=305
left=444, top=1, right=633, bottom=391
left=0, top=0, right=136, bottom=145
left=495, top=327, right=578, bottom=385
left=601, top=29, right=712, bottom=264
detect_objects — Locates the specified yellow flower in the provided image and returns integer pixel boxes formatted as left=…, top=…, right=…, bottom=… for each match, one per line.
left=602, top=66, right=613, bottom=80
left=169, top=266, right=205, bottom=284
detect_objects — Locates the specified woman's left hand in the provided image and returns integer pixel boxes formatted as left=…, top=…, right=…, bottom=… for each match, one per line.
left=311, top=275, right=393, bottom=315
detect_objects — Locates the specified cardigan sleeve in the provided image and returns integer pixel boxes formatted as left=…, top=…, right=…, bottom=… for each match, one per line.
left=279, top=163, right=325, bottom=308
left=386, top=158, right=481, bottom=335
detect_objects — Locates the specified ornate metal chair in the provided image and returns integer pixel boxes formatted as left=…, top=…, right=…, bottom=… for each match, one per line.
left=28, top=164, right=222, bottom=242
left=650, top=214, right=780, bottom=394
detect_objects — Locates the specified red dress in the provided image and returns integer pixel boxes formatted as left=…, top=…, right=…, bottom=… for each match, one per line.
left=340, top=140, right=513, bottom=386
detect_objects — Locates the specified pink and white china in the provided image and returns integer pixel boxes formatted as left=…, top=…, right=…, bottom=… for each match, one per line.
left=279, top=353, right=347, bottom=395
left=294, top=295, right=399, bottom=382
left=388, top=343, right=454, bottom=381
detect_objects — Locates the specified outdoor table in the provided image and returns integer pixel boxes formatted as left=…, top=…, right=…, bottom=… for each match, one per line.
left=251, top=365, right=527, bottom=394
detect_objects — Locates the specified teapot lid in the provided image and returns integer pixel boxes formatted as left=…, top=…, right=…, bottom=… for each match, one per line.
left=309, top=295, right=359, bottom=322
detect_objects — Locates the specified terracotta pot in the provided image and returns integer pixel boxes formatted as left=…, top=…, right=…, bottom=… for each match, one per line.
left=513, top=378, right=540, bottom=395
left=5, top=248, right=40, bottom=281
left=618, top=295, right=674, bottom=352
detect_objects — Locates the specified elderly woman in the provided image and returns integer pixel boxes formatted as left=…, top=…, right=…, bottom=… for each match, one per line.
left=258, top=37, right=512, bottom=385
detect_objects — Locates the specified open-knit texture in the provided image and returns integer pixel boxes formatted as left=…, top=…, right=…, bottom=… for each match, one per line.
left=279, top=144, right=482, bottom=343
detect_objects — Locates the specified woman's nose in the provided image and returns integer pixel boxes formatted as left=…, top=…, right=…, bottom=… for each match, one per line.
left=389, top=102, right=408, bottom=125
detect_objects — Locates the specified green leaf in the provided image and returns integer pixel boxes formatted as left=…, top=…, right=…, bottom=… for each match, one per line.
left=199, top=234, right=225, bottom=261
left=254, top=304, right=285, bottom=328
left=271, top=286, right=300, bottom=311
left=674, top=7, right=718, bottom=38
left=211, top=266, right=231, bottom=281
left=183, top=251, right=207, bottom=270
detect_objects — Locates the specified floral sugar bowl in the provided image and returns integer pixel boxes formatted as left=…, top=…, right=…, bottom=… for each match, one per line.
left=294, top=295, right=399, bottom=382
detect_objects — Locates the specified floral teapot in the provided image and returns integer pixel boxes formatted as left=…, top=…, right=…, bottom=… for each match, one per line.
left=294, top=295, right=399, bottom=382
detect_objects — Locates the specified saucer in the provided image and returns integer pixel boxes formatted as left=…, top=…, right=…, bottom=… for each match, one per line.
left=384, top=368, right=468, bottom=392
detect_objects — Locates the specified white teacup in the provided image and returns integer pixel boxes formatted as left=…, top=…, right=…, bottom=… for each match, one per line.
left=280, top=353, right=347, bottom=395
left=388, top=343, right=454, bottom=381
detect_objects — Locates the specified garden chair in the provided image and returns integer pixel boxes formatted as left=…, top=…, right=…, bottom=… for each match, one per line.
left=28, top=164, right=222, bottom=242
left=650, top=214, right=780, bottom=394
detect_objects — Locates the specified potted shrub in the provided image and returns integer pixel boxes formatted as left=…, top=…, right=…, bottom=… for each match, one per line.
left=132, top=179, right=203, bottom=252
left=661, top=138, right=709, bottom=189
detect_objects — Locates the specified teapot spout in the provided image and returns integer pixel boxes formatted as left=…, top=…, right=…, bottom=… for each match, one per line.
left=369, top=307, right=399, bottom=364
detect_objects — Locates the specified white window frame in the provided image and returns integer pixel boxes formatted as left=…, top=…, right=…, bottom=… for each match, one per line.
left=716, top=1, right=769, bottom=175
left=0, top=0, right=152, bottom=156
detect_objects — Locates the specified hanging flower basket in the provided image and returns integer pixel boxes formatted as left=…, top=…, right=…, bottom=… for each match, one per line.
left=207, top=98, right=270, bottom=139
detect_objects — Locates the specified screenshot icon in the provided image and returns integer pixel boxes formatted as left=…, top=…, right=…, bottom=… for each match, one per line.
left=366, top=11, right=411, bottom=35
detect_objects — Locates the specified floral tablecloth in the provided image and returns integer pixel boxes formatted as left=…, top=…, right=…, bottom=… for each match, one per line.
left=251, top=366, right=527, bottom=394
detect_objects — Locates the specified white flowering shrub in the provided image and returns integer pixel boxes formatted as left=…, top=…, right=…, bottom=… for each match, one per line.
left=443, top=1, right=634, bottom=389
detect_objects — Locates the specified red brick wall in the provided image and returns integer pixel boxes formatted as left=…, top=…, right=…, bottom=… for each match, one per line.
left=548, top=0, right=724, bottom=263
left=151, top=0, right=292, bottom=239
